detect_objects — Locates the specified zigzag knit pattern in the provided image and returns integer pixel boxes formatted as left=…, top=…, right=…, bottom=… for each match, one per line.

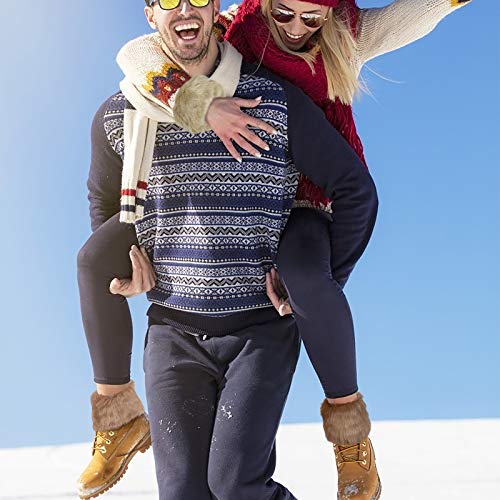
left=103, top=71, right=299, bottom=314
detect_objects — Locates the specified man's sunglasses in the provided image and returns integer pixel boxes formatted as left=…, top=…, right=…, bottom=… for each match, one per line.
left=149, top=0, right=210, bottom=10
left=270, top=7, right=328, bottom=29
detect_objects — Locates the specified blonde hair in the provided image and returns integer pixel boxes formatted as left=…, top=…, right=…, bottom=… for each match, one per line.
left=261, top=0, right=361, bottom=104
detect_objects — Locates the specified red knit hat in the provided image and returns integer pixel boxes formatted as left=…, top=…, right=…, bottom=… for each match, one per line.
left=310, top=0, right=340, bottom=7
left=303, top=0, right=357, bottom=8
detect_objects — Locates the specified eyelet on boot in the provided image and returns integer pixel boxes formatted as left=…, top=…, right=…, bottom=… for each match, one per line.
left=108, top=431, right=115, bottom=436
left=101, top=446, right=107, bottom=454
left=362, top=460, right=367, bottom=465
left=105, top=439, right=111, bottom=444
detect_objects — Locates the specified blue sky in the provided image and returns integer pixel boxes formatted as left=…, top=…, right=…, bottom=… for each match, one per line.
left=0, top=0, right=498, bottom=448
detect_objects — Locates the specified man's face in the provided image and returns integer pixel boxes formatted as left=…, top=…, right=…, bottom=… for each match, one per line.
left=146, top=0, right=220, bottom=64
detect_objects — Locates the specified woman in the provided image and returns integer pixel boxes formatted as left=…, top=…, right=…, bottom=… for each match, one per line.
left=77, top=1, right=472, bottom=499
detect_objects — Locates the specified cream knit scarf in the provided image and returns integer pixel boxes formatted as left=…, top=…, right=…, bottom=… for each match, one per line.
left=116, top=34, right=243, bottom=223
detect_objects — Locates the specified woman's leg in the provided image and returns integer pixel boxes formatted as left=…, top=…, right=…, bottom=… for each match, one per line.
left=76, top=213, right=151, bottom=499
left=277, top=207, right=380, bottom=499
left=77, top=213, right=138, bottom=386
left=277, top=208, right=358, bottom=399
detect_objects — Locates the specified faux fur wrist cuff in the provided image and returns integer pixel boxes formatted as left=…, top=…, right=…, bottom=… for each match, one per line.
left=173, top=75, right=225, bottom=134
left=91, top=381, right=145, bottom=432
left=320, top=393, right=371, bottom=446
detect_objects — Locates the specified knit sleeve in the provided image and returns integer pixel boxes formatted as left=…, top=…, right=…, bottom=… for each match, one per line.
left=87, top=98, right=123, bottom=232
left=355, top=0, right=472, bottom=68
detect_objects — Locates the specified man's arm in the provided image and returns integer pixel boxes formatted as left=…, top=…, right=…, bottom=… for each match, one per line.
left=285, top=83, right=378, bottom=286
left=86, top=99, right=156, bottom=295
left=87, top=99, right=123, bottom=232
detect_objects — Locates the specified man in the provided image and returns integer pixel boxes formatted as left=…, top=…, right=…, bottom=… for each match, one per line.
left=78, top=0, right=377, bottom=498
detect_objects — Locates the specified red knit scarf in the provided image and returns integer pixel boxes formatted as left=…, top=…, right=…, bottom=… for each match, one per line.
left=224, top=0, right=367, bottom=208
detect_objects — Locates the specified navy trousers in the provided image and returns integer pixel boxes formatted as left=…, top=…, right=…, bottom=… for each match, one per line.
left=143, top=316, right=300, bottom=500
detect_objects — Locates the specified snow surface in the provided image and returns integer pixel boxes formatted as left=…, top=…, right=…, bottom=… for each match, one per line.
left=1, top=419, right=499, bottom=500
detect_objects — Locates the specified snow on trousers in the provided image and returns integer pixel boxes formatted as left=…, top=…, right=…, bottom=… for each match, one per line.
left=143, top=316, right=300, bottom=500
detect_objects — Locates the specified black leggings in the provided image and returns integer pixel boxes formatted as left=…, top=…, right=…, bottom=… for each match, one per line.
left=77, top=213, right=138, bottom=384
left=78, top=208, right=363, bottom=397
left=277, top=208, right=357, bottom=398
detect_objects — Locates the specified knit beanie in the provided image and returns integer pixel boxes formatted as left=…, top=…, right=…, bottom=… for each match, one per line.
left=308, top=0, right=340, bottom=7
left=300, top=0, right=357, bottom=8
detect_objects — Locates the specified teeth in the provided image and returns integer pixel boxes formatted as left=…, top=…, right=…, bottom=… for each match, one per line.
left=175, top=23, right=200, bottom=32
left=285, top=31, right=304, bottom=40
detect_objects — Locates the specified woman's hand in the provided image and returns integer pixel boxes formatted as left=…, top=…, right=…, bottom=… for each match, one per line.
left=109, top=245, right=156, bottom=298
left=265, top=268, right=293, bottom=316
left=206, top=96, right=278, bottom=162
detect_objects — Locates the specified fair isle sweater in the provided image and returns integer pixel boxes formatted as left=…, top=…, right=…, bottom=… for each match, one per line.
left=89, top=62, right=375, bottom=333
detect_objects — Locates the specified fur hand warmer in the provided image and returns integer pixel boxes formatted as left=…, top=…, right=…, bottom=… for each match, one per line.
left=173, top=76, right=225, bottom=134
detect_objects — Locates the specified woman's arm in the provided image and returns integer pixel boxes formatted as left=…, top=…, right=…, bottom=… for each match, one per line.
left=355, top=0, right=472, bottom=68
left=285, top=82, right=378, bottom=286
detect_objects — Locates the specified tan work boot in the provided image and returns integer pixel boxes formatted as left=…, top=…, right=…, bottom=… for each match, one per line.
left=321, top=393, right=381, bottom=500
left=77, top=381, right=151, bottom=499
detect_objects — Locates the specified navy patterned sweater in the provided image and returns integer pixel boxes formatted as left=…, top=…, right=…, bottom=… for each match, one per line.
left=88, top=62, right=376, bottom=331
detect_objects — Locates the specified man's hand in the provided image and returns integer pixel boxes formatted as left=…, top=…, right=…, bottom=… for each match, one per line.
left=109, top=245, right=156, bottom=298
left=206, top=96, right=278, bottom=163
left=265, top=268, right=293, bottom=316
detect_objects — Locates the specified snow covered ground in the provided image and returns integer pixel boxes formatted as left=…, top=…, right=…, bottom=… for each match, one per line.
left=1, top=419, right=499, bottom=500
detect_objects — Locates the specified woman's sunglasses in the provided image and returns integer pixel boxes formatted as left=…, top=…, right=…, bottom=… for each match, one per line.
left=270, top=7, right=328, bottom=29
left=150, top=0, right=211, bottom=10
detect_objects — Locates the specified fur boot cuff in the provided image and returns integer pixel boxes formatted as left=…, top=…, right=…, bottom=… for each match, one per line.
left=173, top=75, right=225, bottom=134
left=320, top=393, right=371, bottom=446
left=91, top=381, right=145, bottom=432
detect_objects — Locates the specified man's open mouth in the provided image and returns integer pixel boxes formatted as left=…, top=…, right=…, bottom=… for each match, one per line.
left=174, top=22, right=201, bottom=41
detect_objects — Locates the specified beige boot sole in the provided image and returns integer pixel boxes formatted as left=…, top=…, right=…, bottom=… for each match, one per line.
left=372, top=476, right=382, bottom=499
left=78, top=431, right=152, bottom=499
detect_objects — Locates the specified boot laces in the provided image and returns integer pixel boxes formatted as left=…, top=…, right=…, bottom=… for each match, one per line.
left=335, top=442, right=367, bottom=465
left=92, top=431, right=115, bottom=455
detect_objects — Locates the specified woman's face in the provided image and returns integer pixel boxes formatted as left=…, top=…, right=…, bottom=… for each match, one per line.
left=270, top=0, right=329, bottom=51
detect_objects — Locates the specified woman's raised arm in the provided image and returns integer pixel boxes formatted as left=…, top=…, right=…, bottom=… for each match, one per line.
left=355, top=0, right=472, bottom=69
